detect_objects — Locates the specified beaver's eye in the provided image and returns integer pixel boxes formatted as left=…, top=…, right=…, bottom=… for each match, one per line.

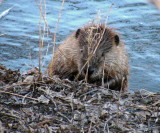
left=114, top=35, right=120, bottom=46
left=80, top=49, right=83, bottom=53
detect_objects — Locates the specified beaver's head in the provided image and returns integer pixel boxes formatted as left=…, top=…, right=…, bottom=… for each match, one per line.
left=75, top=23, right=121, bottom=82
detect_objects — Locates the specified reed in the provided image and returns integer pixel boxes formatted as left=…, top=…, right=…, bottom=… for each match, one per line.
left=34, top=0, right=65, bottom=75
left=76, top=6, right=113, bottom=84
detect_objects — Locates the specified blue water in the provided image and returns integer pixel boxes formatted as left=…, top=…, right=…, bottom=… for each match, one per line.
left=0, top=0, right=160, bottom=92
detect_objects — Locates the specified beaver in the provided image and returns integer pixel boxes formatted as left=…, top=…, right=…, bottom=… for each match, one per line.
left=48, top=23, right=129, bottom=91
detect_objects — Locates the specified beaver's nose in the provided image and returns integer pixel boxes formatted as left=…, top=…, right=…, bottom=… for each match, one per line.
left=88, top=66, right=94, bottom=75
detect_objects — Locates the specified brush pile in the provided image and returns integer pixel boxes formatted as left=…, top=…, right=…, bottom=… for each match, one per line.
left=0, top=65, right=160, bottom=132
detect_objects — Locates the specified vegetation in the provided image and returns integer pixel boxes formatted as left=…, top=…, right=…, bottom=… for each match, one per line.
left=0, top=0, right=160, bottom=132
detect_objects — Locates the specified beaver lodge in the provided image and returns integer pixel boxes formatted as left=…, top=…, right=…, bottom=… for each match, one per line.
left=0, top=65, right=159, bottom=132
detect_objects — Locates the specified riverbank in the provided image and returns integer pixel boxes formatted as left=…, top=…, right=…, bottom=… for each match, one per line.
left=0, top=65, right=159, bottom=132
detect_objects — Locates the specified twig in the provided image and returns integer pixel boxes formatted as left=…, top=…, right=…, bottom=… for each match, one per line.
left=53, top=0, right=65, bottom=54
left=79, top=88, right=99, bottom=98
left=0, top=112, right=21, bottom=119
left=153, top=100, right=160, bottom=106
left=88, top=121, right=93, bottom=133
left=0, top=90, right=47, bottom=103
left=48, top=77, right=71, bottom=88
left=0, top=6, right=15, bottom=19
left=104, top=121, right=109, bottom=133
left=34, top=0, right=51, bottom=35
left=57, top=112, right=71, bottom=123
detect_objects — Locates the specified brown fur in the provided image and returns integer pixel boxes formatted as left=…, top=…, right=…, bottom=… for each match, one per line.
left=48, top=23, right=129, bottom=91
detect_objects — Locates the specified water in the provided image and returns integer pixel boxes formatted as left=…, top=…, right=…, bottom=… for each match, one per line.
left=0, top=0, right=160, bottom=92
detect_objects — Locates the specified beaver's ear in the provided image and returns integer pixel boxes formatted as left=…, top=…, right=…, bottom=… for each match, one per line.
left=75, top=29, right=81, bottom=38
left=114, top=35, right=120, bottom=46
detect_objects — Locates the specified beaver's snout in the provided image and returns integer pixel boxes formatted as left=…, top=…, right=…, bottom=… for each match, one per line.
left=84, top=66, right=95, bottom=76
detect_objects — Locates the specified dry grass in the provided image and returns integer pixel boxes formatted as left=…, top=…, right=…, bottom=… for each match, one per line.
left=75, top=5, right=113, bottom=83
left=34, top=0, right=65, bottom=75
left=52, top=0, right=65, bottom=54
